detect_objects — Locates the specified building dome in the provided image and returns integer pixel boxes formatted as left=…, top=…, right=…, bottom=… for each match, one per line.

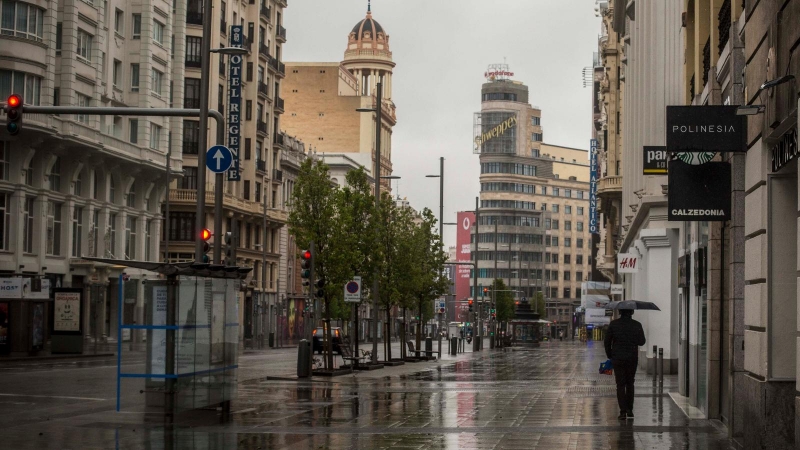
left=347, top=2, right=389, bottom=48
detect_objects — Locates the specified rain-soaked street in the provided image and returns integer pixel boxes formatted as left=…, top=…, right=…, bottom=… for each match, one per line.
left=0, top=341, right=731, bottom=449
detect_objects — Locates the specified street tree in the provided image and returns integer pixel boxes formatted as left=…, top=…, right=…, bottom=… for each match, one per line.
left=493, top=278, right=515, bottom=334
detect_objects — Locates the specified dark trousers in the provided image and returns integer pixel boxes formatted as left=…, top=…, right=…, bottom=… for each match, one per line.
left=612, top=358, right=638, bottom=412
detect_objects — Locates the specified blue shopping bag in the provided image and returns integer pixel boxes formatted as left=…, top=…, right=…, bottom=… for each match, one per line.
left=599, top=359, right=613, bottom=375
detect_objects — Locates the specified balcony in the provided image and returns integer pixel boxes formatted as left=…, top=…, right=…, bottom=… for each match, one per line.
left=256, top=159, right=267, bottom=173
left=258, top=82, right=268, bottom=97
left=274, top=132, right=284, bottom=146
left=257, top=120, right=268, bottom=136
left=597, top=175, right=623, bottom=196
left=260, top=5, right=271, bottom=21
left=186, top=12, right=203, bottom=25
left=268, top=56, right=285, bottom=77
left=272, top=169, right=283, bottom=183
left=220, top=21, right=227, bottom=34
left=259, top=44, right=269, bottom=59
left=274, top=96, right=284, bottom=112
left=182, top=140, right=199, bottom=155
left=243, top=36, right=252, bottom=53
left=185, top=57, right=201, bottom=69
left=184, top=98, right=200, bottom=109
left=169, top=187, right=289, bottom=222
left=281, top=147, right=306, bottom=169
left=277, top=26, right=287, bottom=42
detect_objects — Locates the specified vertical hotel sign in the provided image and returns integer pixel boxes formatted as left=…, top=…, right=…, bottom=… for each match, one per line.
left=589, top=139, right=599, bottom=234
left=227, top=25, right=243, bottom=181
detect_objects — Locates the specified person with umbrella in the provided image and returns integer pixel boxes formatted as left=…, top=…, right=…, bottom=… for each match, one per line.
left=604, top=300, right=656, bottom=420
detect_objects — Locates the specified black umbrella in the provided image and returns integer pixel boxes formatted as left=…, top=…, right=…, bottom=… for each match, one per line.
left=605, top=300, right=661, bottom=311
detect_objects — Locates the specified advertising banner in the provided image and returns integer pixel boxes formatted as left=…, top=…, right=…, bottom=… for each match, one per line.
left=668, top=160, right=731, bottom=221
left=455, top=211, right=476, bottom=301
left=581, top=281, right=611, bottom=309
left=54, top=291, right=81, bottom=332
left=0, top=278, right=51, bottom=299
left=585, top=308, right=611, bottom=325
left=474, top=112, right=517, bottom=154
left=666, top=106, right=746, bottom=153
left=589, top=139, right=599, bottom=234
left=226, top=25, right=244, bottom=181
left=151, top=286, right=168, bottom=375
left=643, top=146, right=668, bottom=175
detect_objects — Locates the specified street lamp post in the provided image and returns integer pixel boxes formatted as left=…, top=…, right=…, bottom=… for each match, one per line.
left=357, top=81, right=383, bottom=365
left=193, top=0, right=214, bottom=263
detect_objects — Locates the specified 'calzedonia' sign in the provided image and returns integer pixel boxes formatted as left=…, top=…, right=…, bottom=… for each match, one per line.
left=668, top=160, right=731, bottom=221
left=666, top=106, right=746, bottom=153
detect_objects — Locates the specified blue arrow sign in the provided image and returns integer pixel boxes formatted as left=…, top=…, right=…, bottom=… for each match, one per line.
left=206, top=145, right=233, bottom=173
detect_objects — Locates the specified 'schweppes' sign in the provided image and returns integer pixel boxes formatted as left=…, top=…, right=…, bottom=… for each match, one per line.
left=666, top=106, right=746, bottom=153
left=643, top=146, right=668, bottom=175
left=589, top=139, right=599, bottom=234
left=227, top=25, right=243, bottom=181
left=771, top=126, right=798, bottom=172
left=668, top=160, right=731, bottom=221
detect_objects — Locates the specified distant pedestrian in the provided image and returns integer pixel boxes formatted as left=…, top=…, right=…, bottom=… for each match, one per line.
left=558, top=330, right=563, bottom=341
left=604, top=309, right=646, bottom=420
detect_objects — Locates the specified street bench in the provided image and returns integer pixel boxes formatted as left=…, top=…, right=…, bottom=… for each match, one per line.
left=406, top=340, right=437, bottom=361
left=340, top=338, right=367, bottom=367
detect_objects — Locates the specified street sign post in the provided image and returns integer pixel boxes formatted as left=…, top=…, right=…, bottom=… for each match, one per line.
left=206, top=145, right=233, bottom=173
left=344, top=276, right=362, bottom=303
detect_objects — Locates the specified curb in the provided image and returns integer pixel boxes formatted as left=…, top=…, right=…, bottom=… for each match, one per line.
left=0, top=353, right=115, bottom=363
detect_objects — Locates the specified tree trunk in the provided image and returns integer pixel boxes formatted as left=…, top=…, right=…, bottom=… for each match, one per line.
left=402, top=307, right=407, bottom=359
left=416, top=298, right=422, bottom=351
left=386, top=306, right=392, bottom=361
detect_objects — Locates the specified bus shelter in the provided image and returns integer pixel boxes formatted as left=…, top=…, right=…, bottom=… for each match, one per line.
left=86, top=259, right=249, bottom=422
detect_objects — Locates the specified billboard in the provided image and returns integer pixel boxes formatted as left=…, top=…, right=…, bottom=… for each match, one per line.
left=474, top=111, right=517, bottom=154
left=581, top=281, right=611, bottom=309
left=455, top=211, right=476, bottom=302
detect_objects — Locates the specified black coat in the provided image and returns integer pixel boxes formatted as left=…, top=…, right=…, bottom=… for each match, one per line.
left=604, top=316, right=646, bottom=361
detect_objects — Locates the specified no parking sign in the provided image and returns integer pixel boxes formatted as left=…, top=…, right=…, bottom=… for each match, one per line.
left=344, top=276, right=361, bottom=303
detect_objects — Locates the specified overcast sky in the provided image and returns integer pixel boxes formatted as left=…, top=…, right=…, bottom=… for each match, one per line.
left=283, top=0, right=599, bottom=248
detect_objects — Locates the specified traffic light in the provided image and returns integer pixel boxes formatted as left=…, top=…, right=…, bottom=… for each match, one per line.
left=482, top=287, right=488, bottom=297
left=315, top=278, right=325, bottom=298
left=468, top=299, right=473, bottom=312
left=5, top=94, right=22, bottom=136
left=300, top=248, right=313, bottom=291
left=224, top=231, right=235, bottom=265
left=200, top=228, right=212, bottom=263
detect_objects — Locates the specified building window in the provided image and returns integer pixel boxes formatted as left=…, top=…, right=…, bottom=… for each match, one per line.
left=72, top=206, right=83, bottom=257
left=531, top=116, right=540, bottom=126
left=23, top=197, right=33, bottom=253
left=49, top=157, right=61, bottom=191
left=577, top=238, right=584, bottom=249
left=255, top=181, right=262, bottom=203
left=153, top=19, right=164, bottom=44
left=91, top=209, right=99, bottom=257
left=243, top=180, right=250, bottom=200
left=24, top=159, right=33, bottom=186
left=565, top=205, right=572, bottom=215
left=182, top=120, right=199, bottom=154
left=577, top=222, right=584, bottom=232
left=565, top=238, right=572, bottom=247
left=112, top=59, right=122, bottom=87
left=55, top=22, right=61, bottom=52
left=564, top=189, right=572, bottom=198
left=144, top=220, right=152, bottom=261
left=151, top=68, right=163, bottom=95
left=0, top=1, right=45, bottom=42
left=181, top=167, right=198, bottom=189
left=577, top=191, right=585, bottom=199
left=109, top=177, right=116, bottom=203
left=126, top=184, right=136, bottom=207
left=532, top=133, right=543, bottom=142
left=150, top=123, right=161, bottom=149
left=46, top=201, right=62, bottom=256
left=0, top=193, right=8, bottom=250
left=552, top=188, right=559, bottom=196
left=132, top=13, right=141, bottom=39
left=0, top=70, right=41, bottom=105
left=76, top=29, right=93, bottom=61
left=184, top=78, right=201, bottom=108
left=577, top=207, right=584, bottom=215
left=130, top=63, right=140, bottom=91
left=125, top=216, right=136, bottom=260
left=565, top=221, right=572, bottom=231
left=564, top=254, right=571, bottom=264
left=108, top=213, right=117, bottom=257
left=0, top=142, right=8, bottom=180
left=185, top=36, right=202, bottom=67
left=114, top=8, right=123, bottom=33
left=564, top=271, right=571, bottom=281
left=129, top=119, right=138, bottom=143
left=246, top=100, right=252, bottom=120
left=551, top=237, right=559, bottom=246
left=166, top=212, right=196, bottom=241
left=552, top=204, right=559, bottom=213
left=576, top=272, right=583, bottom=282
left=75, top=94, right=90, bottom=123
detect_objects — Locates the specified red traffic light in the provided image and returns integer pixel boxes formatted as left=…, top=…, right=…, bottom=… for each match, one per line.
left=483, top=288, right=488, bottom=293
left=7, top=94, right=21, bottom=108
left=301, top=249, right=312, bottom=260
left=200, top=228, right=212, bottom=240
left=468, top=299, right=473, bottom=305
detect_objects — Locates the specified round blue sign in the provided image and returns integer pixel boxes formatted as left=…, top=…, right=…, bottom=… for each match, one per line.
left=346, top=281, right=359, bottom=294
left=206, top=145, right=233, bottom=173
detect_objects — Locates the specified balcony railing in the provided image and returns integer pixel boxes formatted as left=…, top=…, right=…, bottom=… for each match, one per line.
left=702, top=38, right=710, bottom=87
left=259, top=44, right=268, bottom=58
left=718, top=0, right=731, bottom=57
left=256, top=159, right=267, bottom=173
left=243, top=36, right=252, bottom=53
left=169, top=187, right=289, bottom=221
left=257, top=120, right=268, bottom=135
left=219, top=60, right=226, bottom=77
left=272, top=169, right=283, bottom=182
left=277, top=26, right=287, bottom=41
left=185, top=57, right=201, bottom=69
left=268, top=56, right=285, bottom=76
left=182, top=140, right=199, bottom=155
left=186, top=12, right=203, bottom=25
left=258, top=82, right=268, bottom=97
left=184, top=98, right=200, bottom=109
left=275, top=96, right=284, bottom=111
left=260, top=5, right=271, bottom=21
left=275, top=132, right=284, bottom=145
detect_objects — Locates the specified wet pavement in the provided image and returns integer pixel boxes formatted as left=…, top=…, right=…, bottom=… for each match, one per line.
left=0, top=340, right=732, bottom=449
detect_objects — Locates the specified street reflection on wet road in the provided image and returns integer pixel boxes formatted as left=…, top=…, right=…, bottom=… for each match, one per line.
left=1, top=342, right=730, bottom=449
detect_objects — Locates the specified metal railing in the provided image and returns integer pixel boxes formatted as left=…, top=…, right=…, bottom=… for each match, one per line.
left=275, top=96, right=284, bottom=111
left=272, top=169, right=283, bottom=182
left=260, top=5, right=271, bottom=21
left=258, top=82, right=268, bottom=96
left=256, top=159, right=267, bottom=172
left=184, top=98, right=200, bottom=109
left=257, top=120, right=268, bottom=135
left=277, top=26, right=286, bottom=41
left=275, top=132, right=284, bottom=145
left=182, top=140, right=199, bottom=155
left=186, top=12, right=203, bottom=25
left=718, top=0, right=731, bottom=57
left=259, top=44, right=268, bottom=58
left=185, top=57, right=202, bottom=68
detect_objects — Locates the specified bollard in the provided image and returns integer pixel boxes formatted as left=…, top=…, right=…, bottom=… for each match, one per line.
left=297, top=339, right=311, bottom=378
left=652, top=345, right=658, bottom=377
left=490, top=335, right=495, bottom=349
left=450, top=337, right=457, bottom=355
left=658, top=348, right=664, bottom=390
left=269, top=332, right=275, bottom=348
left=425, top=337, right=433, bottom=354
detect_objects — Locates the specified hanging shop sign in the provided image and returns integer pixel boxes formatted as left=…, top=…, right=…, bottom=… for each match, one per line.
left=589, top=139, right=599, bottom=234
left=771, top=126, right=798, bottom=173
left=617, top=253, right=640, bottom=273
left=666, top=106, right=746, bottom=153
left=643, top=146, right=668, bottom=174
left=226, top=25, right=244, bottom=181
left=668, top=160, right=731, bottom=221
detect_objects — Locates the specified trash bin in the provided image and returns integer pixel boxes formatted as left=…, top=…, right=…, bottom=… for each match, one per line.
left=297, top=339, right=311, bottom=378
left=269, top=332, right=275, bottom=348
left=450, top=337, right=457, bottom=355
left=490, top=336, right=495, bottom=349
left=425, top=337, right=433, bottom=354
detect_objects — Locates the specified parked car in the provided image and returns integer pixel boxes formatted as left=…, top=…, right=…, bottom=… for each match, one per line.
left=312, top=327, right=342, bottom=354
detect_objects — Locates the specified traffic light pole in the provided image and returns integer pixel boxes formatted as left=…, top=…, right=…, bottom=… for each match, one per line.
left=13, top=106, right=226, bottom=261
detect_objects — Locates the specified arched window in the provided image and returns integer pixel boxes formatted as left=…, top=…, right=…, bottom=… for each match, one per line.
left=74, top=171, right=83, bottom=196
left=126, top=183, right=136, bottom=207
left=49, top=157, right=61, bottom=191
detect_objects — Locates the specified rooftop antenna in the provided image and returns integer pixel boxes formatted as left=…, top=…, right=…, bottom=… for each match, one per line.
left=367, top=0, right=371, bottom=13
